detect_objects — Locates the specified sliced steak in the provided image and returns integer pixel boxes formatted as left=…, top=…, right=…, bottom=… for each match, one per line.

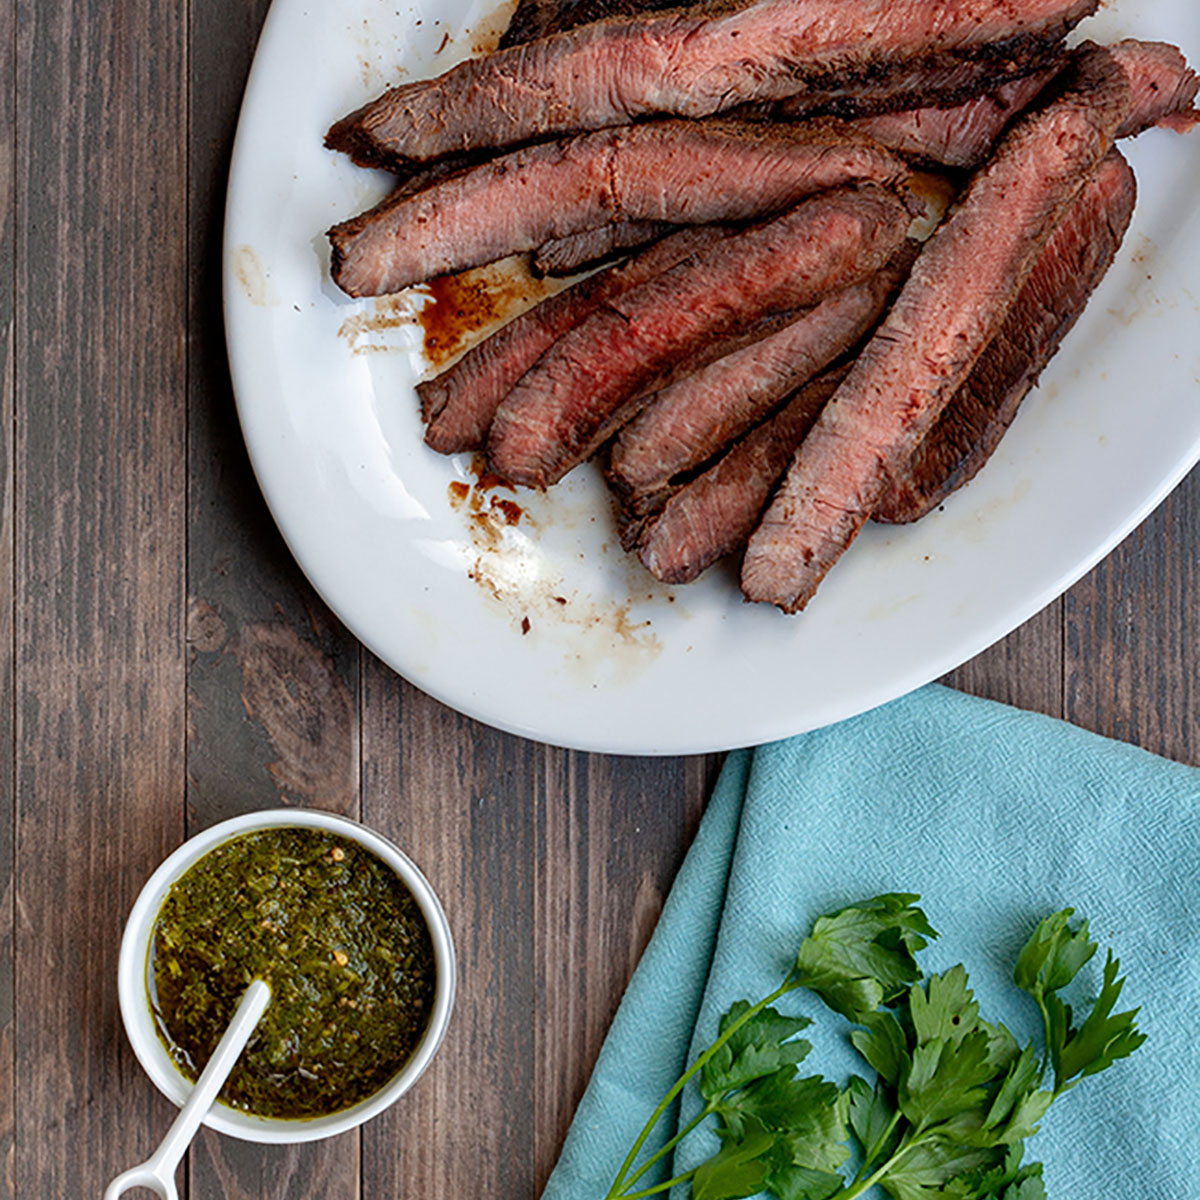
left=325, top=0, right=1098, bottom=169
left=488, top=185, right=915, bottom=489
left=420, top=224, right=732, bottom=455
left=611, top=242, right=918, bottom=515
left=534, top=221, right=675, bottom=277
left=875, top=150, right=1137, bottom=525
left=499, top=0, right=680, bottom=48
left=741, top=43, right=1133, bottom=614
left=851, top=70, right=1056, bottom=169
left=636, top=369, right=848, bottom=585
left=1108, top=39, right=1200, bottom=136
left=843, top=39, right=1198, bottom=171
left=762, top=51, right=1066, bottom=123
left=329, top=118, right=908, bottom=297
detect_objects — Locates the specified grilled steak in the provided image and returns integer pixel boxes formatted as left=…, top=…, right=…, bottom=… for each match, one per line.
left=329, top=118, right=908, bottom=297
left=420, top=225, right=733, bottom=455
left=533, top=221, right=675, bottom=276
left=636, top=369, right=848, bottom=584
left=851, top=70, right=1056, bottom=169
left=325, top=0, right=1098, bottom=170
left=487, top=185, right=914, bottom=489
left=611, top=242, right=918, bottom=516
left=762, top=52, right=1065, bottom=124
left=875, top=150, right=1136, bottom=525
left=499, top=0, right=681, bottom=48
left=1108, top=39, right=1200, bottom=136
left=741, top=43, right=1133, bottom=614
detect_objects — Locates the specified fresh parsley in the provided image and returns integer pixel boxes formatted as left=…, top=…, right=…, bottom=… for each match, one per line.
left=604, top=897, right=1143, bottom=1200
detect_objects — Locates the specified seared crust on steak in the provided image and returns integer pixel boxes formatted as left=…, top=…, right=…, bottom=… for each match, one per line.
left=533, top=221, right=676, bottom=277
left=741, top=43, right=1133, bottom=613
left=636, top=368, right=849, bottom=585
left=850, top=70, right=1057, bottom=169
left=325, top=0, right=1098, bottom=170
left=875, top=151, right=1136, bottom=524
left=487, top=186, right=915, bottom=490
left=329, top=118, right=908, bottom=297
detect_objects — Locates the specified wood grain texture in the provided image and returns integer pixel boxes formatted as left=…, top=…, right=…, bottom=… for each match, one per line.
left=358, top=664, right=721, bottom=1197
left=1065, top=478, right=1200, bottom=766
left=942, top=600, right=1064, bottom=717
left=360, top=670, right=539, bottom=1199
left=532, top=751, right=719, bottom=1191
left=0, top=0, right=14, bottom=1187
left=12, top=0, right=187, bottom=1191
left=1, top=0, right=1197, bottom=1194
left=186, top=0, right=363, bottom=1197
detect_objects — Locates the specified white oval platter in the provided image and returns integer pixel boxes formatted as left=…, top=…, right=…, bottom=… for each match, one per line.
left=224, top=0, right=1200, bottom=754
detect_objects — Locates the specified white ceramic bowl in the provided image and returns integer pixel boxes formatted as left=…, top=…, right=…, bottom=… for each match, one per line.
left=117, top=809, right=456, bottom=1144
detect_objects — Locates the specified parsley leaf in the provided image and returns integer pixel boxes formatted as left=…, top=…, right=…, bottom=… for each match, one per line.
left=1013, top=911, right=1146, bottom=1093
left=790, top=894, right=938, bottom=1023
left=701, top=1004, right=813, bottom=1099
left=692, top=1116, right=773, bottom=1200
left=606, top=899, right=1144, bottom=1200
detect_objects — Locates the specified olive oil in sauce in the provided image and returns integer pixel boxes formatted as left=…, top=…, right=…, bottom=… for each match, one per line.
left=149, top=827, right=436, bottom=1119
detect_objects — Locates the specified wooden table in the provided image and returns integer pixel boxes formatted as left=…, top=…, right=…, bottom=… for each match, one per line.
left=2, top=1, right=1198, bottom=1195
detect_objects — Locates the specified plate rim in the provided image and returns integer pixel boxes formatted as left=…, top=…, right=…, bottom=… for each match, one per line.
left=221, top=0, right=1200, bottom=755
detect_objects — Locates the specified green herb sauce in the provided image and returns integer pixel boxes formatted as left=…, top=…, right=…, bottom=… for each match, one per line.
left=149, top=826, right=437, bottom=1119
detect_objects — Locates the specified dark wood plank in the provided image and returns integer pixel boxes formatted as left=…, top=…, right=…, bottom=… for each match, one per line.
left=1065, top=471, right=1200, bottom=765
left=359, top=671, right=538, bottom=1199
left=943, top=600, right=1064, bottom=718
left=532, top=751, right=718, bottom=1191
left=0, top=0, right=14, bottom=1182
left=358, top=664, right=720, bottom=1198
left=186, top=0, right=364, bottom=1194
left=12, top=0, right=187, bottom=1191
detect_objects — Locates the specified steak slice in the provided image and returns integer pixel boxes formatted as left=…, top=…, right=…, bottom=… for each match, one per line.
left=741, top=43, right=1133, bottom=614
left=1108, top=39, right=1200, bottom=136
left=420, top=224, right=732, bottom=455
left=844, top=39, right=1198, bottom=171
left=325, top=0, right=1098, bottom=169
left=533, top=221, right=675, bottom=277
left=328, top=118, right=908, bottom=297
left=499, top=0, right=680, bottom=48
left=636, top=369, right=848, bottom=585
left=487, top=185, right=915, bottom=489
left=610, top=242, right=918, bottom=516
left=875, top=150, right=1137, bottom=525
left=763, top=51, right=1067, bottom=123
left=851, top=70, right=1057, bottom=169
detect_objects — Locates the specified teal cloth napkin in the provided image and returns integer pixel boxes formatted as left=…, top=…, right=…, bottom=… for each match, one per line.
left=541, top=684, right=1200, bottom=1200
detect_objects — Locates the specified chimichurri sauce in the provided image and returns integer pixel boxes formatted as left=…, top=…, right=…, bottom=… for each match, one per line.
left=149, top=827, right=436, bottom=1119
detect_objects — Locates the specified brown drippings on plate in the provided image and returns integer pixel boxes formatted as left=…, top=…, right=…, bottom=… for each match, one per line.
left=469, top=0, right=520, bottom=55
left=469, top=453, right=517, bottom=495
left=418, top=259, right=562, bottom=370
left=339, top=296, right=419, bottom=355
left=906, top=171, right=960, bottom=242
left=491, top=497, right=524, bottom=526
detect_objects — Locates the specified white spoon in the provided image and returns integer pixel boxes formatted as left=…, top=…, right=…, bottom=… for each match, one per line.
left=105, top=980, right=272, bottom=1200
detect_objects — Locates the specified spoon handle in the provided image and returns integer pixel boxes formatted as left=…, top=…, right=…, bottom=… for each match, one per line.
left=105, top=979, right=271, bottom=1200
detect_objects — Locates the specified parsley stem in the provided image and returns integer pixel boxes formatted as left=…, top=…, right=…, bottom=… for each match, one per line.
left=840, top=1133, right=928, bottom=1200
left=619, top=1102, right=717, bottom=1193
left=617, top=1167, right=700, bottom=1200
left=605, top=980, right=796, bottom=1197
left=847, top=1110, right=904, bottom=1189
